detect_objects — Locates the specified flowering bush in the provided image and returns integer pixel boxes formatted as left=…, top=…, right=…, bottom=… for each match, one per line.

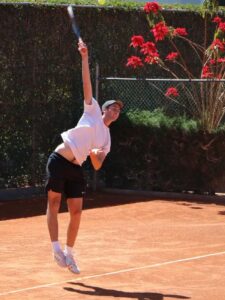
left=126, top=1, right=225, bottom=132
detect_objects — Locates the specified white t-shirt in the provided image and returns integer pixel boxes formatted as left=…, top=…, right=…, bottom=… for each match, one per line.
left=61, top=98, right=111, bottom=166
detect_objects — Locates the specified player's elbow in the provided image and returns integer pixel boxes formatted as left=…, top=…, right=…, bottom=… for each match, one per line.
left=90, top=150, right=106, bottom=171
left=92, top=160, right=103, bottom=171
left=94, top=164, right=101, bottom=171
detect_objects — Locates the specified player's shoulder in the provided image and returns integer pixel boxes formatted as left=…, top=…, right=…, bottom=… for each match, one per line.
left=84, top=97, right=97, bottom=105
left=84, top=98, right=101, bottom=113
left=91, top=98, right=99, bottom=106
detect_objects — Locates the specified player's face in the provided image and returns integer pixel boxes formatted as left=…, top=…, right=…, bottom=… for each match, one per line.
left=106, top=103, right=121, bottom=121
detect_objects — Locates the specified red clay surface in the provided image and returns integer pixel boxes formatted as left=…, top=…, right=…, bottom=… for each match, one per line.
left=1, top=192, right=225, bottom=300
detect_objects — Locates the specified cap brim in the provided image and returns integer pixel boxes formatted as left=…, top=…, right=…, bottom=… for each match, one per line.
left=102, top=99, right=124, bottom=111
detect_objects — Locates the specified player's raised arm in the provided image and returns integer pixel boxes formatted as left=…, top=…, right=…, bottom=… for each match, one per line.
left=78, top=40, right=93, bottom=105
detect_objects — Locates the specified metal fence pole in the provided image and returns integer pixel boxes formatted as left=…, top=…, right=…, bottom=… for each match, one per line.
left=92, top=62, right=100, bottom=191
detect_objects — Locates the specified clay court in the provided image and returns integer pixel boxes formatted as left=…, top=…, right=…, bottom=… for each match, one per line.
left=1, top=191, right=225, bottom=300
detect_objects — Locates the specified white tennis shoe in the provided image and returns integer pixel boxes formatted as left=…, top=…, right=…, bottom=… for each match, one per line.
left=64, top=252, right=80, bottom=274
left=53, top=250, right=67, bottom=268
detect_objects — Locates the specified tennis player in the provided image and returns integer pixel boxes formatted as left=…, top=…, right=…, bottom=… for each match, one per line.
left=45, top=40, right=123, bottom=274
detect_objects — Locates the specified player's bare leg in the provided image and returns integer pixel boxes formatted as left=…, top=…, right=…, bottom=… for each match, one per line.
left=64, top=197, right=83, bottom=274
left=47, top=190, right=66, bottom=267
left=66, top=197, right=83, bottom=246
left=47, top=190, right=61, bottom=241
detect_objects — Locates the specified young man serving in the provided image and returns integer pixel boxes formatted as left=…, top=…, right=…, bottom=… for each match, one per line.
left=45, top=40, right=123, bottom=274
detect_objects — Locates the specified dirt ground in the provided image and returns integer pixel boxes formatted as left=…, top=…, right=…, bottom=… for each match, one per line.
left=1, top=192, right=225, bottom=300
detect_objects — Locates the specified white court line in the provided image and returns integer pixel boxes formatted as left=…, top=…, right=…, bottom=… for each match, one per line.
left=1, top=250, right=225, bottom=297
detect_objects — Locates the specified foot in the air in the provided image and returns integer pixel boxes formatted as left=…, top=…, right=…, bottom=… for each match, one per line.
left=53, top=250, right=67, bottom=268
left=64, top=251, right=80, bottom=274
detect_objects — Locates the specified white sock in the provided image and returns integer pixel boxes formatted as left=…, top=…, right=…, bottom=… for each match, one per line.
left=64, top=245, right=73, bottom=256
left=52, top=241, right=61, bottom=253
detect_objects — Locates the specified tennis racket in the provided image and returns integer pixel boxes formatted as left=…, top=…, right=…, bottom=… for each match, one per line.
left=67, top=5, right=82, bottom=42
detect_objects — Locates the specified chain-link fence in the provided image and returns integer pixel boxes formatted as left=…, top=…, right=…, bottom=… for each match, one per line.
left=98, top=76, right=225, bottom=122
left=1, top=67, right=225, bottom=189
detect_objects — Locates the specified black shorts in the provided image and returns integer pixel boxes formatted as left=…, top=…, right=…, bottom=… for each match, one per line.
left=45, top=152, right=85, bottom=198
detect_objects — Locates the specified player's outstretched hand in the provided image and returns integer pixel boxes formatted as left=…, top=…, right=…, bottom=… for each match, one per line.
left=78, top=39, right=88, bottom=58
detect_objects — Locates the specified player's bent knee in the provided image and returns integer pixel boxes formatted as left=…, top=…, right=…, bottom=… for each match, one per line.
left=47, top=193, right=61, bottom=213
left=68, top=206, right=82, bottom=218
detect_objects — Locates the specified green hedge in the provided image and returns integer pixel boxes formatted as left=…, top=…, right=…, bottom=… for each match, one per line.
left=102, top=110, right=225, bottom=194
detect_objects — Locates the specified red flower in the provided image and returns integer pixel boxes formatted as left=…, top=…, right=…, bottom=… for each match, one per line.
left=212, top=16, right=222, bottom=24
left=173, top=27, right=188, bottom=36
left=144, top=52, right=160, bottom=64
left=210, top=39, right=225, bottom=51
left=140, top=41, right=157, bottom=55
left=201, top=65, right=213, bottom=78
left=126, top=56, right=143, bottom=68
left=216, top=74, right=223, bottom=79
left=144, top=2, right=162, bottom=14
left=166, top=52, right=179, bottom=61
left=218, top=58, right=225, bottom=63
left=209, top=59, right=216, bottom=65
left=151, top=22, right=169, bottom=42
left=165, top=87, right=179, bottom=97
left=219, top=22, right=225, bottom=32
left=130, top=35, right=144, bottom=48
